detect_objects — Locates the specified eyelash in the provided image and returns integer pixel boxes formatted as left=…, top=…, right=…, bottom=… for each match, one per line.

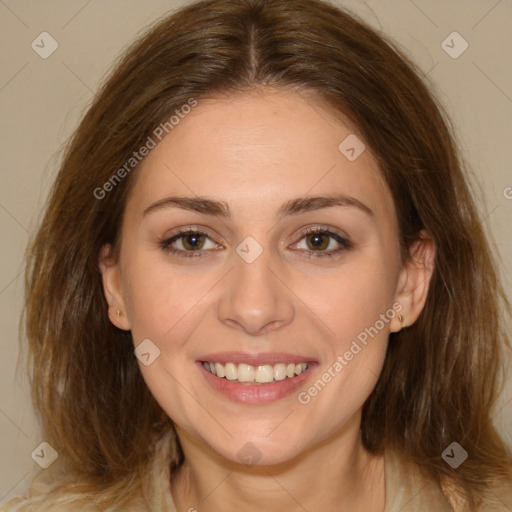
left=159, top=226, right=352, bottom=259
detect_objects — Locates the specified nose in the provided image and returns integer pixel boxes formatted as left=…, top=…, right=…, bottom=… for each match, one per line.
left=216, top=245, right=295, bottom=336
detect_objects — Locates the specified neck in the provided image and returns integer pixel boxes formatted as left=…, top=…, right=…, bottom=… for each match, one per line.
left=170, top=414, right=386, bottom=512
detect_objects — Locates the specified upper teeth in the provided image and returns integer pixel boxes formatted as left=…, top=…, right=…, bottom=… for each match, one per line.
left=203, top=362, right=309, bottom=383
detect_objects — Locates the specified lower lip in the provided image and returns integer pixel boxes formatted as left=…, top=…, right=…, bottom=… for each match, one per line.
left=196, top=361, right=316, bottom=404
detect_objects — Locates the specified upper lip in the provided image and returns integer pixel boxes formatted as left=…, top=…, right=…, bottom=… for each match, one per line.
left=197, top=351, right=316, bottom=366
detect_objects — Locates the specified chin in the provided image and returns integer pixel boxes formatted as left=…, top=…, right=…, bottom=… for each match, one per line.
left=208, top=430, right=308, bottom=467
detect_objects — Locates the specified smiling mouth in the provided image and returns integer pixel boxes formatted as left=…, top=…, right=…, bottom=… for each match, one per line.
left=201, top=361, right=310, bottom=384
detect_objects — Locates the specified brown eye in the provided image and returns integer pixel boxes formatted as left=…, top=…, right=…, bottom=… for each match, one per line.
left=294, top=227, right=352, bottom=259
left=160, top=229, right=218, bottom=258
left=305, top=232, right=330, bottom=251
left=181, top=233, right=207, bottom=251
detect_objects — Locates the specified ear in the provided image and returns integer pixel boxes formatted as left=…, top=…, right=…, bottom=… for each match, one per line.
left=390, top=230, right=436, bottom=333
left=98, top=244, right=131, bottom=331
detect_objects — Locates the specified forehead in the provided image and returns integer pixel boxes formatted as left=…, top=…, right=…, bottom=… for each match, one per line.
left=125, top=88, right=394, bottom=223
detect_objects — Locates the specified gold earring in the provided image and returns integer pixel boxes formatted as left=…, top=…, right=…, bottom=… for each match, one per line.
left=398, top=314, right=405, bottom=329
left=117, top=309, right=121, bottom=318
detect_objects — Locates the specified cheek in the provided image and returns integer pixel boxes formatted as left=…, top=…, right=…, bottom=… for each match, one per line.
left=122, top=252, right=210, bottom=343
left=299, top=258, right=396, bottom=347
left=296, top=268, right=393, bottom=432
left=121, top=257, right=213, bottom=422
left=295, top=255, right=396, bottom=405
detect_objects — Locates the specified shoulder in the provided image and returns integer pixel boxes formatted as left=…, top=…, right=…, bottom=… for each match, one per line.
left=1, top=429, right=178, bottom=512
left=384, top=450, right=454, bottom=511
left=384, top=449, right=512, bottom=512
left=0, top=479, right=102, bottom=512
left=0, top=472, right=143, bottom=512
left=477, top=479, right=512, bottom=511
left=0, top=486, right=150, bottom=512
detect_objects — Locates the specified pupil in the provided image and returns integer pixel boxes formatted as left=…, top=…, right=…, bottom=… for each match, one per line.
left=186, top=234, right=202, bottom=249
left=309, top=233, right=327, bottom=249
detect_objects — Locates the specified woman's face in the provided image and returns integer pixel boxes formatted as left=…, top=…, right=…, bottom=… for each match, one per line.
left=100, top=88, right=430, bottom=465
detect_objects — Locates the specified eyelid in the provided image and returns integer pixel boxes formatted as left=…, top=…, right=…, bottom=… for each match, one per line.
left=160, top=224, right=352, bottom=258
left=161, top=225, right=223, bottom=244
left=290, top=225, right=352, bottom=256
left=159, top=226, right=221, bottom=256
left=292, top=224, right=350, bottom=243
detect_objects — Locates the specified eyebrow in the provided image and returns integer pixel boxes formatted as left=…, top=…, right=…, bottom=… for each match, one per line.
left=143, top=193, right=374, bottom=219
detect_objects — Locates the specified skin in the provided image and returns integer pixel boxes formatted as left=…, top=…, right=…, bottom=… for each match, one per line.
left=99, top=87, right=435, bottom=512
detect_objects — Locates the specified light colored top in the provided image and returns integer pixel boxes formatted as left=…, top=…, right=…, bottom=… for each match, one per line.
left=2, top=429, right=511, bottom=511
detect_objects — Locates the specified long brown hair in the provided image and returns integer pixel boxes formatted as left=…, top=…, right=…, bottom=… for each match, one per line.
left=8, top=0, right=512, bottom=509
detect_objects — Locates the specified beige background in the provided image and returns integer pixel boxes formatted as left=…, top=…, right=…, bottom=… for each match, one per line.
left=1, top=0, right=511, bottom=503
